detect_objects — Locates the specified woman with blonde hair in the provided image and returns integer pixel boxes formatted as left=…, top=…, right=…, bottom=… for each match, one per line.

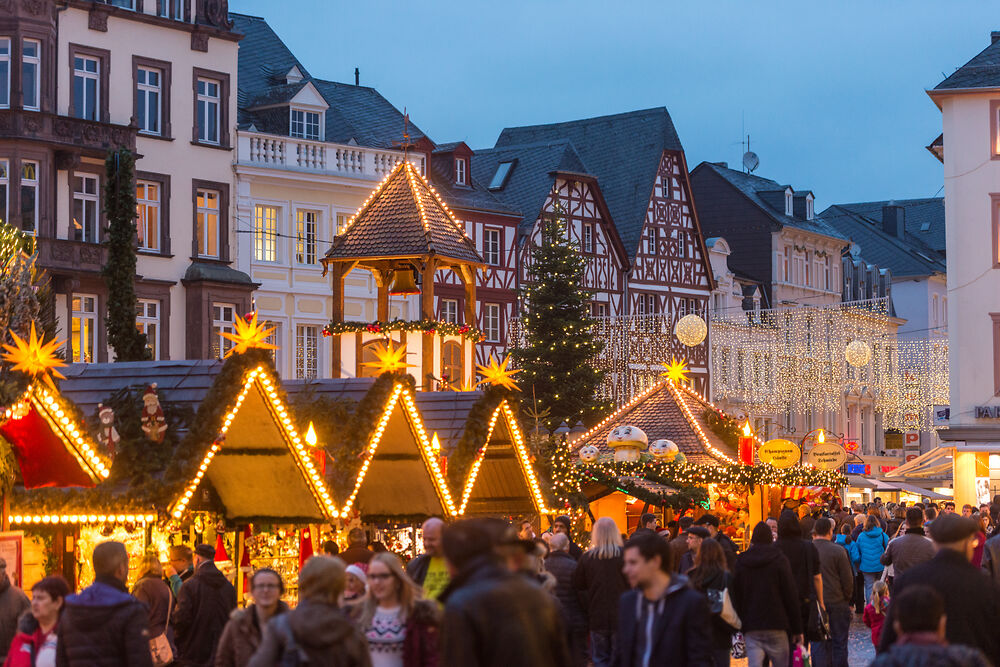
left=353, top=552, right=439, bottom=667
left=571, top=517, right=628, bottom=667
left=249, top=556, right=370, bottom=666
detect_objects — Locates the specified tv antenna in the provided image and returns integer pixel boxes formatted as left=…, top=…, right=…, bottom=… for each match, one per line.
left=742, top=134, right=759, bottom=173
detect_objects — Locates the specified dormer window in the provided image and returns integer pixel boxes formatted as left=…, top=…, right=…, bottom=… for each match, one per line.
left=784, top=189, right=793, bottom=216
left=286, top=66, right=304, bottom=84
left=290, top=108, right=321, bottom=141
left=489, top=161, right=514, bottom=190
left=806, top=194, right=814, bottom=220
left=455, top=157, right=467, bottom=185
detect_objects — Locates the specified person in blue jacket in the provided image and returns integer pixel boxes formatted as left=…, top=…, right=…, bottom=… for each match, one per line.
left=853, top=515, right=889, bottom=605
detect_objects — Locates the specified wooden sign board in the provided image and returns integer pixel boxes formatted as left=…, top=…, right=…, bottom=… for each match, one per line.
left=0, top=532, right=23, bottom=588
left=805, top=443, right=847, bottom=470
left=757, top=439, right=800, bottom=469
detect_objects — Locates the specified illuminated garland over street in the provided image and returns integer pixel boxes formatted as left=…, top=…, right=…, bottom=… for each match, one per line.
left=577, top=460, right=847, bottom=488
left=323, top=319, right=483, bottom=342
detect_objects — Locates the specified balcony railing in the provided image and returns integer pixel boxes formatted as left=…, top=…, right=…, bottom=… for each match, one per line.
left=236, top=130, right=409, bottom=179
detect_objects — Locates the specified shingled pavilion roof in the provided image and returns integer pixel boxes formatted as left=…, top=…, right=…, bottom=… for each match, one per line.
left=324, top=161, right=484, bottom=266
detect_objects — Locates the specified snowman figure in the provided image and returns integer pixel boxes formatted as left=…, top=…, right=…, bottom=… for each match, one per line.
left=140, top=384, right=167, bottom=444
left=648, top=439, right=679, bottom=460
left=606, top=425, right=648, bottom=463
left=96, top=403, right=120, bottom=458
left=578, top=444, right=600, bottom=463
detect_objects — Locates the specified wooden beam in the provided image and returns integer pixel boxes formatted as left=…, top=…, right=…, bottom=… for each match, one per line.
left=421, top=258, right=437, bottom=388
left=330, top=263, right=347, bottom=378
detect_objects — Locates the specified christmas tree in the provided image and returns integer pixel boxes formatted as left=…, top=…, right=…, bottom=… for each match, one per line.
left=513, top=208, right=608, bottom=428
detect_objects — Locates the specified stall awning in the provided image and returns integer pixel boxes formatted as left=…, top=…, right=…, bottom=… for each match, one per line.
left=885, top=447, right=953, bottom=479
left=890, top=482, right=952, bottom=501
left=780, top=486, right=831, bottom=501
left=847, top=476, right=899, bottom=490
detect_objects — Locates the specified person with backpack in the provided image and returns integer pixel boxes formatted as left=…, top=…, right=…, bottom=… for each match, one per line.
left=248, top=556, right=370, bottom=667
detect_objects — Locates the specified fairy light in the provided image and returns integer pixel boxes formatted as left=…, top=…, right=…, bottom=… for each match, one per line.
left=457, top=406, right=503, bottom=514
left=168, top=366, right=338, bottom=521
left=10, top=514, right=156, bottom=525
left=17, top=384, right=110, bottom=482
left=667, top=380, right=738, bottom=465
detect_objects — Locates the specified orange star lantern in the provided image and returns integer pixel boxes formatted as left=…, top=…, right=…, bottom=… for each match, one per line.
left=475, top=354, right=521, bottom=391
left=220, top=312, right=278, bottom=358
left=361, top=342, right=416, bottom=374
left=2, top=323, right=67, bottom=390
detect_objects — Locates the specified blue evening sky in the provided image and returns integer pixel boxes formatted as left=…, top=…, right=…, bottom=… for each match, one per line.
left=233, top=0, right=995, bottom=209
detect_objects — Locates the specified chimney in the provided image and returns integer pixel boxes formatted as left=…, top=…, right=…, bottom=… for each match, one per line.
left=882, top=202, right=905, bottom=238
left=354, top=67, right=360, bottom=86
left=992, top=31, right=1000, bottom=44
left=713, top=161, right=728, bottom=168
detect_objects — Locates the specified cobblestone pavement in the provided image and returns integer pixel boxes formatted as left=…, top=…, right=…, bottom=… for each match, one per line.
left=728, top=613, right=877, bottom=666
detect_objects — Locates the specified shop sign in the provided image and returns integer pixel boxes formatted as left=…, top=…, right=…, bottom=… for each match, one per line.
left=846, top=463, right=870, bottom=475
left=805, top=443, right=848, bottom=470
left=975, top=406, right=1000, bottom=419
left=933, top=406, right=950, bottom=427
left=844, top=439, right=859, bottom=453
left=905, top=454, right=918, bottom=462
left=757, top=438, right=801, bottom=469
left=880, top=465, right=898, bottom=473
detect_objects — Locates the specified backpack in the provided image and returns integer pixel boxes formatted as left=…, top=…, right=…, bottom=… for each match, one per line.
left=272, top=613, right=311, bottom=666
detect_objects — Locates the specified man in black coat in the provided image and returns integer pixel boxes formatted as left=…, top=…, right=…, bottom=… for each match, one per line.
left=57, top=541, right=153, bottom=667
left=172, top=543, right=237, bottom=667
left=878, top=513, right=1000, bottom=664
left=553, top=515, right=583, bottom=560
left=440, top=519, right=571, bottom=667
left=545, top=533, right=588, bottom=667
left=613, top=532, right=712, bottom=667
left=732, top=522, right=803, bottom=667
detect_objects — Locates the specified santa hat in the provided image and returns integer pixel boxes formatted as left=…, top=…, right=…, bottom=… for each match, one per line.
left=346, top=563, right=367, bottom=586
left=298, top=527, right=314, bottom=569
left=214, top=534, right=230, bottom=563
left=143, top=384, right=159, bottom=403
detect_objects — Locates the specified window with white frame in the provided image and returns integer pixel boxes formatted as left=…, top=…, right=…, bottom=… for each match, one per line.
left=592, top=302, right=607, bottom=318
left=253, top=204, right=278, bottom=262
left=455, top=158, right=467, bottom=185
left=20, top=161, right=37, bottom=234
left=136, top=66, right=161, bottom=135
left=211, top=303, right=235, bottom=359
left=73, top=55, right=99, bottom=121
left=824, top=255, right=831, bottom=290
left=483, top=228, right=501, bottom=266
left=336, top=212, right=350, bottom=235
left=782, top=246, right=790, bottom=281
left=135, top=299, right=159, bottom=360
left=0, top=160, right=7, bottom=225
left=582, top=222, right=593, bottom=253
left=295, top=324, right=318, bottom=379
left=804, top=250, right=811, bottom=287
left=290, top=108, right=321, bottom=140
left=483, top=304, right=500, bottom=343
left=264, top=321, right=281, bottom=370
left=442, top=299, right=458, bottom=324
left=646, top=294, right=657, bottom=315
left=806, top=196, right=814, bottom=220
left=932, top=294, right=939, bottom=326
left=196, top=189, right=219, bottom=258
left=943, top=297, right=948, bottom=326
left=196, top=78, right=220, bottom=144
left=0, top=39, right=9, bottom=108
left=71, top=294, right=97, bottom=363
left=72, top=174, right=99, bottom=243
left=647, top=227, right=658, bottom=255
left=159, top=0, right=184, bottom=19
left=295, top=209, right=318, bottom=264
left=21, top=39, right=39, bottom=111
left=784, top=190, right=793, bottom=216
left=135, top=180, right=159, bottom=251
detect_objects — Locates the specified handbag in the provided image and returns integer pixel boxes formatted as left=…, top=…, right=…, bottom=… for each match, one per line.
left=792, top=643, right=811, bottom=667
left=706, top=588, right=724, bottom=614
left=149, top=589, right=173, bottom=667
left=730, top=632, right=745, bottom=659
left=806, top=598, right=830, bottom=642
left=720, top=588, right=741, bottom=629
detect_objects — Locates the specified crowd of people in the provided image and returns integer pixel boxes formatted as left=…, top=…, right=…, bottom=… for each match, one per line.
left=2, top=498, right=1000, bottom=666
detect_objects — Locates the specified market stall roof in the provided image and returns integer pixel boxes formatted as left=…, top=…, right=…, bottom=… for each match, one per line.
left=283, top=377, right=376, bottom=404
left=340, top=383, right=456, bottom=520
left=0, top=382, right=109, bottom=488
left=570, top=381, right=738, bottom=465
left=60, top=360, right=222, bottom=415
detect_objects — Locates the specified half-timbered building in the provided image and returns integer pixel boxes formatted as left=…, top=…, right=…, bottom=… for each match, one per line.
left=490, top=109, right=716, bottom=383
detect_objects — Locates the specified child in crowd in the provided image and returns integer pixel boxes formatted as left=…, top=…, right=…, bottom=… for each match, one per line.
left=342, top=563, right=367, bottom=604
left=864, top=579, right=890, bottom=648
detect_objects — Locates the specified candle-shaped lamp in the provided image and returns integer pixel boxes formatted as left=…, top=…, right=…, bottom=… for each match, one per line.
left=738, top=421, right=755, bottom=465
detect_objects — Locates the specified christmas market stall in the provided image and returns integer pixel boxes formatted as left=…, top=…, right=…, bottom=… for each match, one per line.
left=8, top=332, right=338, bottom=600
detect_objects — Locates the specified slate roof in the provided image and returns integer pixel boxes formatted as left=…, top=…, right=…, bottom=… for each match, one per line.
left=325, top=162, right=485, bottom=265
left=819, top=201, right=946, bottom=278
left=696, top=162, right=848, bottom=241
left=283, top=377, right=377, bottom=404
left=935, top=33, right=1000, bottom=90
left=429, top=154, right=521, bottom=217
left=494, top=108, right=683, bottom=259
left=471, top=139, right=591, bottom=235
left=230, top=13, right=428, bottom=148
left=570, top=382, right=736, bottom=466
left=413, top=391, right=485, bottom=456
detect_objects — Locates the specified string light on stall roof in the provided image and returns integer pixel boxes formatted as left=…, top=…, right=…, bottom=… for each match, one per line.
left=10, top=513, right=157, bottom=525
left=28, top=386, right=110, bottom=480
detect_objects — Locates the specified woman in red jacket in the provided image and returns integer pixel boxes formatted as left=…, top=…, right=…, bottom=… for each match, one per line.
left=3, top=576, right=70, bottom=667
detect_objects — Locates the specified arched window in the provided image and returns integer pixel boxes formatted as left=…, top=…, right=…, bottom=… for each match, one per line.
left=442, top=341, right=463, bottom=389
left=358, top=339, right=399, bottom=378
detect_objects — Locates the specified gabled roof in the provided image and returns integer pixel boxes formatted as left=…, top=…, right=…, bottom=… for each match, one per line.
left=231, top=13, right=428, bottom=148
left=471, top=139, right=592, bottom=234
left=325, top=161, right=484, bottom=266
left=823, top=198, right=945, bottom=254
left=934, top=33, right=1000, bottom=91
left=570, top=381, right=737, bottom=466
left=694, top=162, right=848, bottom=241
left=429, top=153, right=521, bottom=217
left=494, top=108, right=683, bottom=259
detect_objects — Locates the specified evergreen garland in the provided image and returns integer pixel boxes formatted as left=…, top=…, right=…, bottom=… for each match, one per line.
left=102, top=149, right=149, bottom=362
left=513, top=208, right=610, bottom=429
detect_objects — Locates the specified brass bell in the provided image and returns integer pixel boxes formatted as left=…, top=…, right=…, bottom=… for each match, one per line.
left=388, top=268, right=420, bottom=295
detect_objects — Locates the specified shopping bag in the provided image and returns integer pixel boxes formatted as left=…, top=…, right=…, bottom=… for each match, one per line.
left=730, top=632, right=745, bottom=659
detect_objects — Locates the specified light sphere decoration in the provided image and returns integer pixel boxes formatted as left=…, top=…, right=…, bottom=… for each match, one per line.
left=649, top=439, right=679, bottom=459
left=674, top=314, right=708, bottom=347
left=845, top=340, right=873, bottom=368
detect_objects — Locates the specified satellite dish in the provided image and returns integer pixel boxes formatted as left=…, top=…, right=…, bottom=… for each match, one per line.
left=742, top=151, right=759, bottom=173
left=850, top=243, right=862, bottom=259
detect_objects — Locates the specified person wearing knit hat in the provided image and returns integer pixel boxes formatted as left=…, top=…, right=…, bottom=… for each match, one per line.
left=173, top=541, right=237, bottom=666
left=731, top=521, right=803, bottom=667
left=343, top=564, right=367, bottom=604
left=878, top=511, right=1000, bottom=664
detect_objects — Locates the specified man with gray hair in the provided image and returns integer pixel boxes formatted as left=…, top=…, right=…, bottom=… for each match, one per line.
left=406, top=517, right=450, bottom=600
left=57, top=541, right=153, bottom=666
left=0, top=556, right=29, bottom=663
left=546, top=532, right=588, bottom=666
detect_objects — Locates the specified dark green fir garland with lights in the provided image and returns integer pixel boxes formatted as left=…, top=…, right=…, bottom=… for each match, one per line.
left=323, top=319, right=483, bottom=342
left=577, top=460, right=847, bottom=489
